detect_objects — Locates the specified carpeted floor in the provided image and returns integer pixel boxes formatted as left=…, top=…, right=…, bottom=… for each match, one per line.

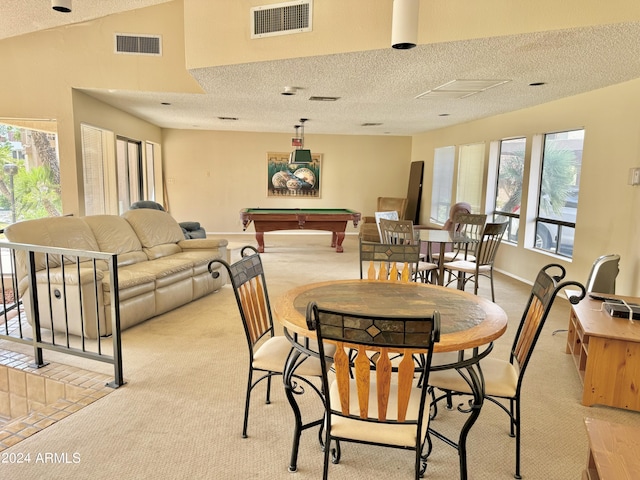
left=1, top=233, right=639, bottom=480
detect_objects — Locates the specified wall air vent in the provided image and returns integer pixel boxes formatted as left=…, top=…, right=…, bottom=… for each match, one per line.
left=251, top=0, right=312, bottom=39
left=115, top=34, right=162, bottom=55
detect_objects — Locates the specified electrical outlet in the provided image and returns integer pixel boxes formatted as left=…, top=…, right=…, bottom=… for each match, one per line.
left=629, top=168, right=640, bottom=186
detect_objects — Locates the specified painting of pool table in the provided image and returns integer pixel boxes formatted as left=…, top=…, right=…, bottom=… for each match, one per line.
left=267, top=152, right=321, bottom=198
left=240, top=208, right=361, bottom=253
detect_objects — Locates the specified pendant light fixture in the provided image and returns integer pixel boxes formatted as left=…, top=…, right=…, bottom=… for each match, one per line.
left=52, top=0, right=72, bottom=13
left=289, top=118, right=312, bottom=164
left=391, top=0, right=419, bottom=49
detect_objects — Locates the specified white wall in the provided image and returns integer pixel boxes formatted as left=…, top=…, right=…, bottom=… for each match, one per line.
left=413, top=79, right=640, bottom=295
left=160, top=129, right=412, bottom=234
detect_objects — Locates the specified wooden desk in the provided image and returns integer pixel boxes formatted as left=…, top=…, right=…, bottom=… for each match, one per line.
left=565, top=293, right=640, bottom=411
left=583, top=417, right=640, bottom=479
left=274, top=279, right=507, bottom=479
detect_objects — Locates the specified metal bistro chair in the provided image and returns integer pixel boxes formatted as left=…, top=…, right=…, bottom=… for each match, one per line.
left=435, top=212, right=487, bottom=263
left=378, top=219, right=438, bottom=283
left=429, top=264, right=586, bottom=479
left=307, top=302, right=441, bottom=479
left=443, top=222, right=507, bottom=301
left=208, top=246, right=326, bottom=447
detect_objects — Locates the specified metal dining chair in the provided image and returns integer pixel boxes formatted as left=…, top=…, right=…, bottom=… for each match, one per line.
left=307, top=301, right=440, bottom=480
left=208, top=246, right=326, bottom=448
left=443, top=221, right=507, bottom=301
left=434, top=212, right=487, bottom=263
left=378, top=219, right=438, bottom=283
left=429, top=263, right=586, bottom=479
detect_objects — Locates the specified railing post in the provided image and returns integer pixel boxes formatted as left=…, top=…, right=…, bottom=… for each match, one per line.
left=107, top=253, right=125, bottom=388
left=26, top=251, right=48, bottom=368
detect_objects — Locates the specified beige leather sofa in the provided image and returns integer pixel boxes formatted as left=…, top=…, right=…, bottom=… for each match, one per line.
left=4, top=209, right=228, bottom=338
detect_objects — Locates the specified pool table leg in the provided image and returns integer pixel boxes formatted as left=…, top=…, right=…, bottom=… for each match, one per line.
left=255, top=232, right=265, bottom=253
left=332, top=231, right=345, bottom=253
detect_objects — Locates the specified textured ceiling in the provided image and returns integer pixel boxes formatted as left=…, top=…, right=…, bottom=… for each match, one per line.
left=0, top=0, right=171, bottom=40
left=3, top=1, right=640, bottom=136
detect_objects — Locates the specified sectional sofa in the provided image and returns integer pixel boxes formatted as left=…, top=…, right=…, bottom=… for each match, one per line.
left=4, top=209, right=228, bottom=338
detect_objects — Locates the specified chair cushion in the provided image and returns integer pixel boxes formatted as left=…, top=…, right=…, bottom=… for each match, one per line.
left=429, top=357, right=518, bottom=398
left=329, top=377, right=428, bottom=447
left=253, top=336, right=330, bottom=377
left=443, top=260, right=491, bottom=274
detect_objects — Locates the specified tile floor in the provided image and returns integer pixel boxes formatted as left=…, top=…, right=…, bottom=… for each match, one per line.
left=0, top=348, right=114, bottom=451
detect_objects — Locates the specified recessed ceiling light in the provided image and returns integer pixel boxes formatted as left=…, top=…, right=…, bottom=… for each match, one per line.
left=218, top=116, right=238, bottom=121
left=161, top=102, right=171, bottom=106
left=438, top=113, right=450, bottom=117
left=309, top=96, right=340, bottom=102
left=361, top=122, right=383, bottom=127
left=529, top=82, right=546, bottom=86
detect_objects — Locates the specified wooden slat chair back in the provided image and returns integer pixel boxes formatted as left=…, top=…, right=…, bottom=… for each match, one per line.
left=306, top=302, right=440, bottom=480
left=220, top=246, right=273, bottom=347
left=359, top=240, right=420, bottom=282
left=429, top=264, right=586, bottom=479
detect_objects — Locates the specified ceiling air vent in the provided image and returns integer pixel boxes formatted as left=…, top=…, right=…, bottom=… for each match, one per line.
left=251, top=0, right=312, bottom=39
left=115, top=34, right=162, bottom=56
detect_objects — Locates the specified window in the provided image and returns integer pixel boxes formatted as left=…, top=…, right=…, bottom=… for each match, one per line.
left=430, top=146, right=455, bottom=224
left=493, top=137, right=526, bottom=244
left=534, top=129, right=584, bottom=257
left=456, top=143, right=485, bottom=212
left=430, top=143, right=485, bottom=226
left=0, top=121, right=62, bottom=227
left=82, top=124, right=161, bottom=216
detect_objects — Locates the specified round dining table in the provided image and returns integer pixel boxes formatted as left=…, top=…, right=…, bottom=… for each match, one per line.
left=416, top=228, right=475, bottom=285
left=273, top=279, right=508, bottom=480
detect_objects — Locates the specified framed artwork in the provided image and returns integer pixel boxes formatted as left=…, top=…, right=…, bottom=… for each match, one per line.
left=267, top=152, right=322, bottom=198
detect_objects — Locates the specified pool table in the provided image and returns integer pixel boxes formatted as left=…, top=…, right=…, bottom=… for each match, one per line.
left=240, top=208, right=361, bottom=253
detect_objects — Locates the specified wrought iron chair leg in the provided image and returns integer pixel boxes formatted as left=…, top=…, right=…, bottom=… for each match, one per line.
left=265, top=373, right=272, bottom=404
left=514, top=398, right=522, bottom=479
left=490, top=269, right=496, bottom=302
left=331, top=439, right=341, bottom=464
left=509, top=398, right=516, bottom=437
left=242, top=371, right=253, bottom=438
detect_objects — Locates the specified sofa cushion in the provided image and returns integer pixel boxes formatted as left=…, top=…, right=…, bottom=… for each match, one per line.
left=4, top=216, right=100, bottom=273
left=84, top=215, right=147, bottom=267
left=127, top=257, right=194, bottom=289
left=122, top=209, right=185, bottom=259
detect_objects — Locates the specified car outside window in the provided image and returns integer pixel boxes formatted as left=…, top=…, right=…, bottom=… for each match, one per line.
left=535, top=129, right=584, bottom=257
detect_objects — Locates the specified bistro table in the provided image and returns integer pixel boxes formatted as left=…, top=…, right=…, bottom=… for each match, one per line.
left=417, top=229, right=474, bottom=285
left=273, top=279, right=508, bottom=479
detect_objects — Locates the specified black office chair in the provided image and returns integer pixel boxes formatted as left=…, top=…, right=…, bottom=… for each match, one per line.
left=130, top=200, right=206, bottom=239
